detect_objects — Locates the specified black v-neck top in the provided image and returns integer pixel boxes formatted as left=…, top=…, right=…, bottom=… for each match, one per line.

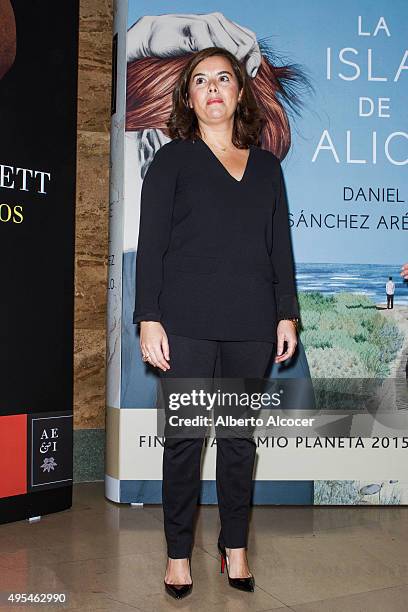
left=133, top=136, right=300, bottom=342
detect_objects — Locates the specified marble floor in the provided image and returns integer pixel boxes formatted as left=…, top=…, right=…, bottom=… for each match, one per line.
left=1, top=483, right=408, bottom=611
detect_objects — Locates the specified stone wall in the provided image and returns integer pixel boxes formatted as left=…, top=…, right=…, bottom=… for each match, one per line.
left=74, top=0, right=113, bottom=444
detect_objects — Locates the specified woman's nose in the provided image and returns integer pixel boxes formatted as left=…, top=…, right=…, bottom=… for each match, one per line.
left=208, top=80, right=218, bottom=93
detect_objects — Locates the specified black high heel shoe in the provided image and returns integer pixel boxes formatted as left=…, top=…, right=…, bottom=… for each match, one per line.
left=218, top=541, right=255, bottom=592
left=164, top=556, right=193, bottom=599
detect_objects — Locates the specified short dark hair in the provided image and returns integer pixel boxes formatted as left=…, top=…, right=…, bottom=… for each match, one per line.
left=166, top=47, right=264, bottom=148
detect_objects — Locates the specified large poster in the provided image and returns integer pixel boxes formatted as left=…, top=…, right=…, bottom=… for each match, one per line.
left=0, top=0, right=79, bottom=523
left=106, top=0, right=408, bottom=505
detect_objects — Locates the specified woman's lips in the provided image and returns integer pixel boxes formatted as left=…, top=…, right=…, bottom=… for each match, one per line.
left=207, top=98, right=223, bottom=105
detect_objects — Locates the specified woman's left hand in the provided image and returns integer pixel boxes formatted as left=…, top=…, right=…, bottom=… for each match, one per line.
left=274, top=320, right=298, bottom=363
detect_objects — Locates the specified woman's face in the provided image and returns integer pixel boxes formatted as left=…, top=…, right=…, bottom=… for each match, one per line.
left=187, top=55, right=242, bottom=128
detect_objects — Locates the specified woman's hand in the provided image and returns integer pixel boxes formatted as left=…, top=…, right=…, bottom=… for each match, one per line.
left=274, top=320, right=297, bottom=363
left=139, top=321, right=171, bottom=371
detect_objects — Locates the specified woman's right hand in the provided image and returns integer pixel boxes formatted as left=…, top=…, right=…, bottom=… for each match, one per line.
left=139, top=321, right=171, bottom=371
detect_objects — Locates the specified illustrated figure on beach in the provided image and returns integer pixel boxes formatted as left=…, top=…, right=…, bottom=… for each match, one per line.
left=386, top=276, right=395, bottom=309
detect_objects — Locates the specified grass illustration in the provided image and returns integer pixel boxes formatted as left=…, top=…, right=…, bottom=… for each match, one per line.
left=299, top=292, right=404, bottom=378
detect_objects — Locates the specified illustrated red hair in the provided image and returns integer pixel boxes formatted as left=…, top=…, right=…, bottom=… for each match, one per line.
left=126, top=42, right=311, bottom=160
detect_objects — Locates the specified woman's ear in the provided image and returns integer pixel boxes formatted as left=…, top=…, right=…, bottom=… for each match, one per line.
left=0, top=0, right=16, bottom=80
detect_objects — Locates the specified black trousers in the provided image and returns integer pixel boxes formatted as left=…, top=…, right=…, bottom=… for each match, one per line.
left=158, top=333, right=275, bottom=558
left=387, top=293, right=394, bottom=308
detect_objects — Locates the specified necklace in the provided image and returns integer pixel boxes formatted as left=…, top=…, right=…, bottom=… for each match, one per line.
left=201, top=132, right=231, bottom=153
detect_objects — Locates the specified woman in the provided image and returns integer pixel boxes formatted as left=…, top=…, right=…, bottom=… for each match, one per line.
left=133, top=46, right=300, bottom=599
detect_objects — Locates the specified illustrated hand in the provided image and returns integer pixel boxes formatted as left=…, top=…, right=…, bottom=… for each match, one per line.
left=274, top=320, right=298, bottom=363
left=137, top=129, right=170, bottom=180
left=127, top=12, right=261, bottom=77
left=140, top=321, right=171, bottom=371
left=400, top=263, right=408, bottom=280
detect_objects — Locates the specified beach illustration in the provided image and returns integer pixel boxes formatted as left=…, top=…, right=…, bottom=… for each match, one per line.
left=297, top=262, right=408, bottom=381
left=299, top=262, right=408, bottom=505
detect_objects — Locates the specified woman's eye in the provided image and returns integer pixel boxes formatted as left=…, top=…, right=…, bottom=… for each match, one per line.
left=194, top=75, right=229, bottom=85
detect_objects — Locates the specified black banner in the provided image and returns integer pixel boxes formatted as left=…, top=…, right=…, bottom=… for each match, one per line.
left=0, top=0, right=79, bottom=522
